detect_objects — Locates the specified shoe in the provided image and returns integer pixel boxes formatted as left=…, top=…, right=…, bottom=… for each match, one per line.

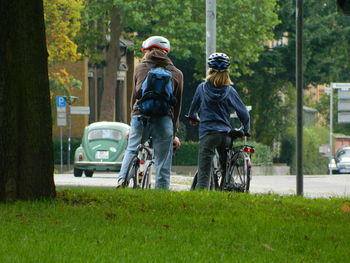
left=116, top=178, right=125, bottom=189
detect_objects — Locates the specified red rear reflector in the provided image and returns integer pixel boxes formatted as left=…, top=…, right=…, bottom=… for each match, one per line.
left=248, top=160, right=252, bottom=168
left=140, top=160, right=145, bottom=165
left=78, top=153, right=83, bottom=160
left=243, top=147, right=255, bottom=153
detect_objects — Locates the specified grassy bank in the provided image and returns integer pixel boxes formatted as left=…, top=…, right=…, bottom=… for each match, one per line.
left=1, top=188, right=350, bottom=262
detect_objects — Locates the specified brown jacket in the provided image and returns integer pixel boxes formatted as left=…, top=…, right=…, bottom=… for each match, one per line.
left=130, top=49, right=183, bottom=133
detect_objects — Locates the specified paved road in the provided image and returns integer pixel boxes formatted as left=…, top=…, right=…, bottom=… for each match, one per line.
left=54, top=173, right=350, bottom=198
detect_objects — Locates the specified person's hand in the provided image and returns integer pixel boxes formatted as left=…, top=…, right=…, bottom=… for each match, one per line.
left=189, top=120, right=199, bottom=126
left=173, top=136, right=181, bottom=150
left=125, top=131, right=129, bottom=140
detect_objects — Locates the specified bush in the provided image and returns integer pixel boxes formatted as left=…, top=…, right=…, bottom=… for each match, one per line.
left=53, top=137, right=81, bottom=164
left=173, top=140, right=272, bottom=166
left=236, top=140, right=273, bottom=166
left=173, top=141, right=199, bottom=166
left=280, top=127, right=329, bottom=175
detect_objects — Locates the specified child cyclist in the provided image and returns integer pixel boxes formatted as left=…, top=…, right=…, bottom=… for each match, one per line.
left=187, top=53, right=250, bottom=190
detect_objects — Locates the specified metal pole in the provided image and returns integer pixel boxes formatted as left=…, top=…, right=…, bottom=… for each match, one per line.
left=296, top=0, right=304, bottom=196
left=329, top=84, right=333, bottom=176
left=206, top=0, right=216, bottom=71
left=60, top=127, right=63, bottom=173
left=68, top=106, right=71, bottom=171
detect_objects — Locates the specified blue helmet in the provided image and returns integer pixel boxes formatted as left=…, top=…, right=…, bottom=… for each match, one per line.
left=207, top=53, right=230, bottom=71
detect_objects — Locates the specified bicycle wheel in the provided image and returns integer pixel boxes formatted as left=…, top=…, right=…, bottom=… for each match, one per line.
left=227, top=152, right=250, bottom=192
left=141, top=164, right=152, bottom=189
left=123, top=155, right=139, bottom=189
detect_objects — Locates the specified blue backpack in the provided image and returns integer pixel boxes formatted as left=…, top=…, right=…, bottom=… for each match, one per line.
left=136, top=66, right=176, bottom=116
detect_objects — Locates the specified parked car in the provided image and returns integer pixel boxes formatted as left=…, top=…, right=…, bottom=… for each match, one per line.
left=73, top=121, right=130, bottom=177
left=328, top=146, right=350, bottom=174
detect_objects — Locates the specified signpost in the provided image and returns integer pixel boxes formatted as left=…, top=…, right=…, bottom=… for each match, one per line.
left=56, top=96, right=67, bottom=173
left=67, top=105, right=90, bottom=171
left=328, top=83, right=350, bottom=175
left=70, top=106, right=90, bottom=115
left=206, top=0, right=216, bottom=71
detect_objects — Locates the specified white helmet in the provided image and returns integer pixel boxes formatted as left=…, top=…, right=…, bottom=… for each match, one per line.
left=141, top=36, right=170, bottom=53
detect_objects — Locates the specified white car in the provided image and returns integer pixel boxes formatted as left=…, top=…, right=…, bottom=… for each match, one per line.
left=329, top=147, right=350, bottom=174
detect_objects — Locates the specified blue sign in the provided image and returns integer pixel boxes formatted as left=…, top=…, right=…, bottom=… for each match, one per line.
left=56, top=96, right=66, bottom=107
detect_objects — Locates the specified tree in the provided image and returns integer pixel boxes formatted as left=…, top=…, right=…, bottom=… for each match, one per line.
left=0, top=0, right=55, bottom=201
left=44, top=0, right=83, bottom=65
left=240, top=0, right=350, bottom=153
left=44, top=0, right=83, bottom=99
left=77, top=0, right=280, bottom=121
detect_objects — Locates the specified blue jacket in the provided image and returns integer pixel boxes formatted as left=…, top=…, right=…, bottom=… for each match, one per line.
left=188, top=81, right=250, bottom=139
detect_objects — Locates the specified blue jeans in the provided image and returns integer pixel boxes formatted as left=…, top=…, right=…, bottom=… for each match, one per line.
left=118, top=114, right=174, bottom=190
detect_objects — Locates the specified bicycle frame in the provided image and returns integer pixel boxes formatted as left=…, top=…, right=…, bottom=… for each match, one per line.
left=137, top=141, right=154, bottom=189
left=123, top=139, right=154, bottom=189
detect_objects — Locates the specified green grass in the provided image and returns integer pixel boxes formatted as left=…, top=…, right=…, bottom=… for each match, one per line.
left=1, top=189, right=350, bottom=263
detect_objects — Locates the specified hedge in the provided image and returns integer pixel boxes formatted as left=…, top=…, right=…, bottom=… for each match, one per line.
left=173, top=140, right=272, bottom=166
left=53, top=137, right=81, bottom=164
left=52, top=138, right=272, bottom=166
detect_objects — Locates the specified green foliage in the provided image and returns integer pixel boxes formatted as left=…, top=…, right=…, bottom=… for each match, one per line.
left=172, top=141, right=199, bottom=166
left=303, top=0, right=350, bottom=85
left=44, top=0, right=83, bottom=64
left=77, top=0, right=280, bottom=74
left=280, top=127, right=329, bottom=174
left=52, top=137, right=81, bottom=164
left=238, top=141, right=273, bottom=165
left=238, top=0, right=350, bottom=146
left=173, top=140, right=272, bottom=166
left=1, top=189, right=350, bottom=262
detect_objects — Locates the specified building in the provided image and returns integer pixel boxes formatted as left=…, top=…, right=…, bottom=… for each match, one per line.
left=52, top=38, right=135, bottom=138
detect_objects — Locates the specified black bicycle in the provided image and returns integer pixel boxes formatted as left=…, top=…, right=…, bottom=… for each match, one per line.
left=191, top=129, right=255, bottom=192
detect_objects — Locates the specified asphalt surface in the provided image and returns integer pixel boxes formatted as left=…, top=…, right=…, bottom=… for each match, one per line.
left=54, top=172, right=350, bottom=198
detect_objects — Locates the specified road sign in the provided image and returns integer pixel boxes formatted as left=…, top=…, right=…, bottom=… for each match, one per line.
left=56, top=106, right=67, bottom=126
left=338, top=112, right=350, bottom=123
left=56, top=96, right=66, bottom=107
left=70, top=106, right=90, bottom=115
left=331, top=83, right=350, bottom=90
left=335, top=84, right=350, bottom=123
left=338, top=89, right=350, bottom=99
left=338, top=100, right=350, bottom=111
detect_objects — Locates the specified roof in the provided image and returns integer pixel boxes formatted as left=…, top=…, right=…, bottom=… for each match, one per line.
left=87, top=121, right=130, bottom=130
left=303, top=106, right=317, bottom=113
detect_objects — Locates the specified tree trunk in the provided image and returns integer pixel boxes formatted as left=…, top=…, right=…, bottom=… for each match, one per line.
left=0, top=0, right=55, bottom=201
left=99, top=6, right=121, bottom=121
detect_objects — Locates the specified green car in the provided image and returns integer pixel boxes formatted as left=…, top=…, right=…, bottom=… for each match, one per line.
left=73, top=121, right=130, bottom=177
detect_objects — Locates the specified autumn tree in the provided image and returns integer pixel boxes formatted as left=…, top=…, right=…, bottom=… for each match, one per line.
left=0, top=0, right=55, bottom=201
left=44, top=0, right=83, bottom=97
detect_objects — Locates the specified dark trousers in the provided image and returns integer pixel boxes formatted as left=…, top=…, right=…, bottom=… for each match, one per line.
left=196, top=132, right=231, bottom=190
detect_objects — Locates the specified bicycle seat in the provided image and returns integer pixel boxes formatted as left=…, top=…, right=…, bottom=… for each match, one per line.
left=228, top=128, right=245, bottom=139
left=185, top=114, right=200, bottom=122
